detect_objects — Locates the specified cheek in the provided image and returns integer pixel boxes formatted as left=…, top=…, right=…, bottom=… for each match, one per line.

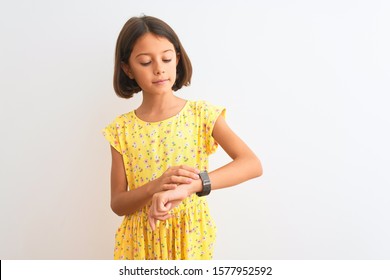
left=169, top=62, right=179, bottom=74
left=131, top=66, right=149, bottom=80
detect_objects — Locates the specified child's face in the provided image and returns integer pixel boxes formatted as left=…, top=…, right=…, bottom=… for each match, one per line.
left=124, top=33, right=179, bottom=96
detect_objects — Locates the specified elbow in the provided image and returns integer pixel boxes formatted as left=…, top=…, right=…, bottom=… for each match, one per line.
left=110, top=201, right=125, bottom=217
left=252, top=156, right=263, bottom=178
left=236, top=153, right=263, bottom=180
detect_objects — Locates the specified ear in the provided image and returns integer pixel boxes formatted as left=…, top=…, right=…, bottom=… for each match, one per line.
left=121, top=62, right=134, bottom=79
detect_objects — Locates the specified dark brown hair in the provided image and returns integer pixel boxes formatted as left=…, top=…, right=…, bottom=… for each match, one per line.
left=113, top=16, right=192, bottom=99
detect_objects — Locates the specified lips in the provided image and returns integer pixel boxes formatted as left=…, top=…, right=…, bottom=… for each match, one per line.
left=153, top=79, right=169, bottom=85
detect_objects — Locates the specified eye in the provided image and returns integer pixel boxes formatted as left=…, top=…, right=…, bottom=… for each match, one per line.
left=140, top=61, right=151, bottom=66
left=163, top=59, right=172, bottom=63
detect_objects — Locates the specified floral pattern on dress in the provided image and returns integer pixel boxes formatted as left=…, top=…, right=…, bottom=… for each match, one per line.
left=103, top=100, right=225, bottom=260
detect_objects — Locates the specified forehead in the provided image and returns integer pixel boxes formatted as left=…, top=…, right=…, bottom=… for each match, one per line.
left=131, top=33, right=175, bottom=56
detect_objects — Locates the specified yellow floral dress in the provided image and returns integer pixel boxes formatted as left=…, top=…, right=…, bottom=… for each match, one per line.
left=102, top=100, right=225, bottom=260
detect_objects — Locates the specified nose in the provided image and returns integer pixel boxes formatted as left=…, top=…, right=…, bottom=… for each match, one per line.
left=153, top=61, right=165, bottom=75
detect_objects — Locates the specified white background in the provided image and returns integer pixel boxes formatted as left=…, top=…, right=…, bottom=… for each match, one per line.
left=0, top=0, right=389, bottom=259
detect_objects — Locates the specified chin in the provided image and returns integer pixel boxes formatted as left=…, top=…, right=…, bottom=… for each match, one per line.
left=145, top=89, right=173, bottom=96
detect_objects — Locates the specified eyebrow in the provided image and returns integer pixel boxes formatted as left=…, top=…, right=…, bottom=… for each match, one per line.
left=135, top=49, right=174, bottom=58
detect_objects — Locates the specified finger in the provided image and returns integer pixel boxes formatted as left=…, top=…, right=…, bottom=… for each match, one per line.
left=168, top=165, right=200, bottom=176
left=162, top=184, right=177, bottom=191
left=165, top=175, right=193, bottom=185
left=159, top=213, right=172, bottom=221
left=149, top=216, right=156, bottom=231
left=152, top=211, right=171, bottom=220
left=153, top=212, right=172, bottom=221
left=174, top=167, right=200, bottom=179
left=157, top=200, right=170, bottom=212
left=177, top=165, right=201, bottom=174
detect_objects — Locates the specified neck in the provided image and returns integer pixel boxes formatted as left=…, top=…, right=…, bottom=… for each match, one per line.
left=136, top=92, right=186, bottom=119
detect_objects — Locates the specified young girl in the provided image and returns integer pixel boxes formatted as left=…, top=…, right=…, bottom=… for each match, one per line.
left=103, top=15, right=262, bottom=260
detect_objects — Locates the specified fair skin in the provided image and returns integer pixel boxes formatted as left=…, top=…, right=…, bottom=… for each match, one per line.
left=110, top=33, right=263, bottom=229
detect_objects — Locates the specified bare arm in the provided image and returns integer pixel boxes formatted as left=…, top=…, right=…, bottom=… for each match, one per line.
left=186, top=115, right=262, bottom=194
left=208, top=115, right=263, bottom=190
left=110, top=145, right=152, bottom=216
left=109, top=146, right=200, bottom=216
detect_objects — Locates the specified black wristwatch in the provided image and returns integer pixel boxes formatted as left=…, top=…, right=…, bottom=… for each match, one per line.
left=196, top=171, right=211, bottom=197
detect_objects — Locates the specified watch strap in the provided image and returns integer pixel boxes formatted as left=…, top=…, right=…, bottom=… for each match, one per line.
left=196, top=171, right=211, bottom=197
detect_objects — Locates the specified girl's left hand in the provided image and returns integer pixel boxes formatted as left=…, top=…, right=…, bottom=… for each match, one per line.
left=148, top=188, right=188, bottom=230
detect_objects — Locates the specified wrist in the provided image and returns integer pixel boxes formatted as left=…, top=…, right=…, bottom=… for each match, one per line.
left=196, top=171, right=212, bottom=197
left=183, top=179, right=202, bottom=196
left=146, top=180, right=158, bottom=197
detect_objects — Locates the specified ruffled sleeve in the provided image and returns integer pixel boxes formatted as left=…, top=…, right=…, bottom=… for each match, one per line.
left=198, top=101, right=226, bottom=155
left=102, top=115, right=125, bottom=155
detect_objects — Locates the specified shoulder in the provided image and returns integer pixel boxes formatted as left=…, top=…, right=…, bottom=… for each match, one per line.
left=106, top=111, right=134, bottom=127
left=187, top=100, right=225, bottom=114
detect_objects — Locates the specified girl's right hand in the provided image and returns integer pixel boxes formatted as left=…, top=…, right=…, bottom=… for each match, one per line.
left=151, top=165, right=200, bottom=194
